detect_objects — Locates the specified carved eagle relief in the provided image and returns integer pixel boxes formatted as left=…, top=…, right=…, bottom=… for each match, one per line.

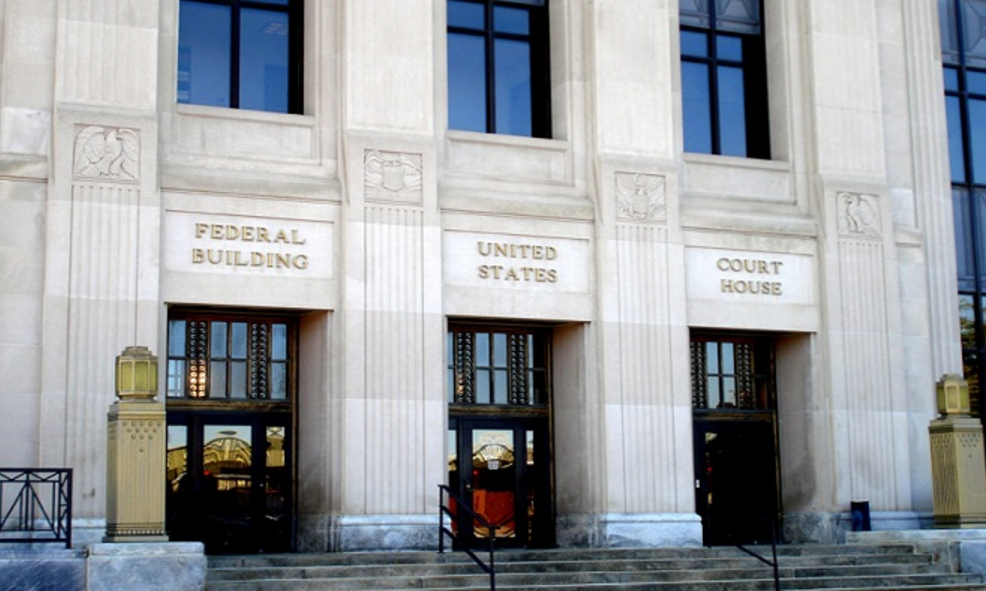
left=73, top=126, right=140, bottom=181
left=615, top=172, right=666, bottom=221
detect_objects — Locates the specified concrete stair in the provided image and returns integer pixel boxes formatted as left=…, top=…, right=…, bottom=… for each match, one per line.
left=206, top=544, right=986, bottom=591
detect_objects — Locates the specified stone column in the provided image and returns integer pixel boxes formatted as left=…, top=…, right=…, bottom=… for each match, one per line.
left=584, top=0, right=697, bottom=547
left=333, top=0, right=444, bottom=550
left=930, top=374, right=986, bottom=528
left=104, top=346, right=167, bottom=542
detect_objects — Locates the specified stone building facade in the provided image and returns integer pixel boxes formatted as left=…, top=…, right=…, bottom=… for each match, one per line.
left=0, top=0, right=962, bottom=553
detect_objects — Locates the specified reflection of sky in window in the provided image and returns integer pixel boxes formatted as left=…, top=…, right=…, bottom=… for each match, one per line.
left=178, top=1, right=231, bottom=107
left=168, top=425, right=187, bottom=450
left=970, top=101, right=986, bottom=182
left=682, top=62, right=712, bottom=153
left=448, top=0, right=484, bottom=29
left=448, top=34, right=487, bottom=132
left=240, top=9, right=289, bottom=113
left=495, top=40, right=532, bottom=136
left=947, top=96, right=966, bottom=183
left=717, top=66, right=746, bottom=157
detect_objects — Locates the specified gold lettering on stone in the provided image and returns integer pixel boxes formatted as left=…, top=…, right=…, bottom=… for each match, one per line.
left=715, top=257, right=785, bottom=297
left=190, top=221, right=311, bottom=271
left=476, top=241, right=559, bottom=283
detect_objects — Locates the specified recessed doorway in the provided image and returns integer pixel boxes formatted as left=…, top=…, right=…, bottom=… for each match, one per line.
left=691, top=334, right=781, bottom=546
left=446, top=324, right=555, bottom=549
left=164, top=310, right=297, bottom=554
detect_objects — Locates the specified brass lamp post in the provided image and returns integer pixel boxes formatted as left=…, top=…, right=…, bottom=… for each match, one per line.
left=929, top=374, right=986, bottom=528
left=104, top=346, right=168, bottom=542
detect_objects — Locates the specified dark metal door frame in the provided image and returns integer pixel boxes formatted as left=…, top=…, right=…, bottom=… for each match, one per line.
left=166, top=411, right=293, bottom=554
left=449, top=415, right=553, bottom=549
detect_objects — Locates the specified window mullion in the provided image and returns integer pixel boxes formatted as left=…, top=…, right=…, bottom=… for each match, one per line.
left=230, top=1, right=242, bottom=109
left=486, top=2, right=497, bottom=133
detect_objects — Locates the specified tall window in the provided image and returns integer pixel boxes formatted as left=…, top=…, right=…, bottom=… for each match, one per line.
left=177, top=0, right=302, bottom=114
left=166, top=312, right=294, bottom=401
left=447, top=0, right=551, bottom=138
left=679, top=0, right=769, bottom=158
left=942, top=0, right=986, bottom=419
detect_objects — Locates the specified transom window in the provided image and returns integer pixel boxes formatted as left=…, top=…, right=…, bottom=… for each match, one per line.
left=942, top=0, right=986, bottom=418
left=447, top=327, right=549, bottom=406
left=447, top=0, right=551, bottom=138
left=177, top=0, right=302, bottom=114
left=690, top=336, right=774, bottom=411
left=167, top=313, right=294, bottom=401
left=679, top=0, right=769, bottom=158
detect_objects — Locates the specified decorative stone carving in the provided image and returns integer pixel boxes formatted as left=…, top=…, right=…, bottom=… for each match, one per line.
left=364, top=149, right=423, bottom=203
left=615, top=172, right=666, bottom=222
left=73, top=126, right=140, bottom=181
left=837, top=192, right=881, bottom=238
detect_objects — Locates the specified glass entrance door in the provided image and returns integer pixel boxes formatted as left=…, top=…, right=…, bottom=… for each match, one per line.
left=166, top=413, right=292, bottom=553
left=448, top=418, right=552, bottom=548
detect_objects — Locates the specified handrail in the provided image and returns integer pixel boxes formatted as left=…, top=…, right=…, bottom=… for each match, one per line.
left=713, top=496, right=781, bottom=591
left=0, top=469, right=73, bottom=549
left=437, top=484, right=496, bottom=591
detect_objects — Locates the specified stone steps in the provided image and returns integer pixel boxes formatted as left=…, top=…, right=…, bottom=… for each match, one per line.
left=205, top=544, right=986, bottom=591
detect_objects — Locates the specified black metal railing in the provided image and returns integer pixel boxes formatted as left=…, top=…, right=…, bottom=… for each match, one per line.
left=0, top=469, right=73, bottom=548
left=714, top=497, right=781, bottom=591
left=438, top=484, right=496, bottom=591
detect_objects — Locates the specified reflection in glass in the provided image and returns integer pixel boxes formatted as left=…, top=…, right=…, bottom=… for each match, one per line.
left=960, top=295, right=976, bottom=351
left=272, top=324, right=288, bottom=359
left=231, top=323, right=248, bottom=359
left=265, top=426, right=287, bottom=528
left=722, top=343, right=735, bottom=374
left=978, top=190, right=986, bottom=279
left=211, top=361, right=227, bottom=398
left=167, top=360, right=186, bottom=398
left=448, top=33, right=488, bottom=132
left=169, top=320, right=187, bottom=357
left=495, top=6, right=529, bottom=34
left=717, top=35, right=743, bottom=61
left=947, top=96, right=966, bottom=183
left=471, top=429, right=516, bottom=539
left=231, top=361, right=247, bottom=398
left=682, top=61, right=712, bottom=153
left=494, top=370, right=508, bottom=404
left=203, top=425, right=252, bottom=490
left=167, top=426, right=188, bottom=493
left=940, top=0, right=960, bottom=65
left=476, top=369, right=491, bottom=404
left=969, top=100, right=986, bottom=182
left=954, top=188, right=975, bottom=287
left=717, top=66, right=747, bottom=157
left=449, top=0, right=485, bottom=29
left=493, top=333, right=507, bottom=366
left=211, top=322, right=228, bottom=357
left=681, top=30, right=708, bottom=58
left=240, top=8, right=289, bottom=113
left=495, top=39, right=533, bottom=136
left=178, top=1, right=232, bottom=107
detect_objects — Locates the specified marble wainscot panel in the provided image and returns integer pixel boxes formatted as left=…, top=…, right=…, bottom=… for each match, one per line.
left=0, top=549, right=86, bottom=591
left=87, top=542, right=205, bottom=591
